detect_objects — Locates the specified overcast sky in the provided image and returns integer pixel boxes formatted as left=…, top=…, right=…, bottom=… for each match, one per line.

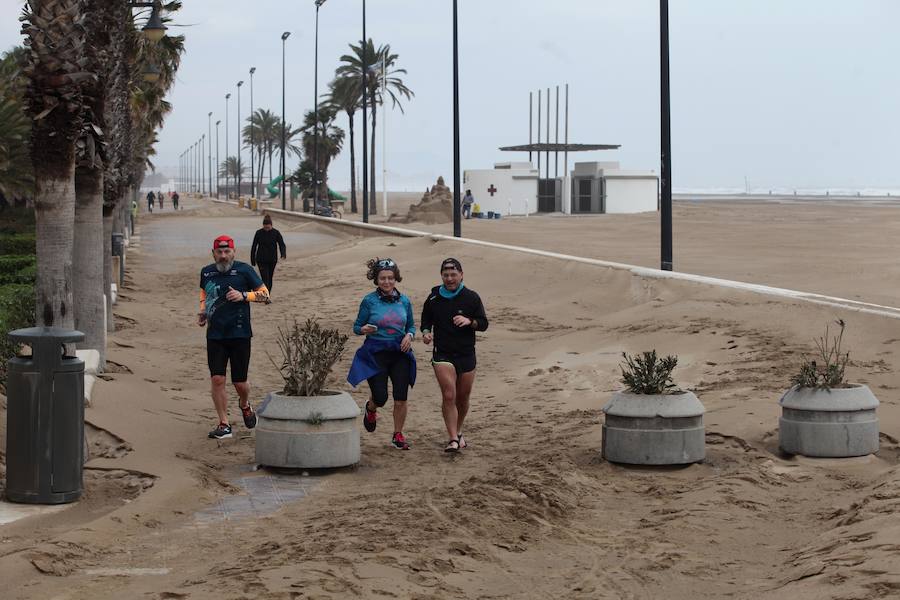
left=2, top=0, right=898, bottom=192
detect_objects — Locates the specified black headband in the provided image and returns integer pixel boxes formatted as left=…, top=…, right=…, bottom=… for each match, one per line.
left=440, top=258, right=462, bottom=272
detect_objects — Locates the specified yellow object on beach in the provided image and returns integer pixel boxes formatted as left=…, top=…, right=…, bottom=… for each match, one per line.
left=473, top=203, right=481, bottom=213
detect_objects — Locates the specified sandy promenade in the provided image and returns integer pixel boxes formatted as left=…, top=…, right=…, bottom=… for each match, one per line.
left=2, top=197, right=900, bottom=599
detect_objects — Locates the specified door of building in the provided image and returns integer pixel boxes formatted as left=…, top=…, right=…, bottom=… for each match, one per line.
left=538, top=179, right=556, bottom=212
left=577, top=178, right=592, bottom=212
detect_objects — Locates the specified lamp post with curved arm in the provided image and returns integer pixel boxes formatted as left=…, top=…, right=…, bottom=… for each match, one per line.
left=281, top=31, right=291, bottom=210
left=225, top=93, right=231, bottom=198
left=236, top=80, right=244, bottom=198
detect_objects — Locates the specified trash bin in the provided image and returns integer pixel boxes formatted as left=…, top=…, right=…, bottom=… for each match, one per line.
left=111, top=232, right=124, bottom=257
left=5, top=327, right=85, bottom=504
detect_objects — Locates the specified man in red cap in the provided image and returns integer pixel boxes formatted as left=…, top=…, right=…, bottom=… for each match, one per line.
left=198, top=235, right=271, bottom=439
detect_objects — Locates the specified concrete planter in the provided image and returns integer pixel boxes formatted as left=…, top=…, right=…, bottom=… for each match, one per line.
left=778, top=384, right=879, bottom=457
left=255, top=390, right=360, bottom=469
left=601, top=391, right=706, bottom=465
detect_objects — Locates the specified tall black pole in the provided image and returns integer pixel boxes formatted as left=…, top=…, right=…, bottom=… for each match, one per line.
left=201, top=135, right=205, bottom=194
left=452, top=0, right=461, bottom=237
left=225, top=93, right=230, bottom=198
left=236, top=80, right=243, bottom=198
left=281, top=32, right=290, bottom=210
left=249, top=67, right=255, bottom=198
left=314, top=3, right=321, bottom=213
left=545, top=86, right=550, bottom=181
left=537, top=90, right=541, bottom=175
left=215, top=120, right=221, bottom=198
left=660, top=0, right=673, bottom=271
left=362, top=0, right=369, bottom=224
left=564, top=83, right=569, bottom=179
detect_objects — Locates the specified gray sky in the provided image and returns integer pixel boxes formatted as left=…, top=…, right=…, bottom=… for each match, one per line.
left=2, top=0, right=898, bottom=192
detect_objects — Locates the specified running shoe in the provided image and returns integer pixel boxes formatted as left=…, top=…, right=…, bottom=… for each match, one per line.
left=241, top=403, right=257, bottom=429
left=363, top=403, right=377, bottom=433
left=208, top=423, right=233, bottom=439
left=391, top=432, right=410, bottom=450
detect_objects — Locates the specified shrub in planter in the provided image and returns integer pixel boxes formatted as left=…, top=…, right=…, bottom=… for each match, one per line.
left=601, top=351, right=706, bottom=465
left=255, top=318, right=360, bottom=468
left=0, top=255, right=36, bottom=285
left=779, top=320, right=879, bottom=457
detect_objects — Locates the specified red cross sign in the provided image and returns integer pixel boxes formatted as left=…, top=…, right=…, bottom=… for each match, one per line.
left=487, top=184, right=497, bottom=196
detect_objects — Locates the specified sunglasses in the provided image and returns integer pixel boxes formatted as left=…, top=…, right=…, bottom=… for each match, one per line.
left=377, top=259, right=396, bottom=269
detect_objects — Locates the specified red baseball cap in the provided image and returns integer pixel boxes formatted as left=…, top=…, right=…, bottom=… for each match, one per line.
left=213, top=235, right=235, bottom=249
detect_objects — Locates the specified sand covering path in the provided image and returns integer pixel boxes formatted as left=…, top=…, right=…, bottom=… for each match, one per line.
left=1, top=199, right=900, bottom=599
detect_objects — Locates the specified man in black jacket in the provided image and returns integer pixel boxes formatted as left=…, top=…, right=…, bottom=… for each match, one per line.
left=250, top=215, right=287, bottom=292
left=421, top=257, right=489, bottom=453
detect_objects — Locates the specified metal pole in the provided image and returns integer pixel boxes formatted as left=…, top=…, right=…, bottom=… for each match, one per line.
left=201, top=135, right=205, bottom=195
left=564, top=83, right=569, bottom=178
left=208, top=112, right=213, bottom=196
left=314, top=4, right=320, bottom=213
left=555, top=85, right=559, bottom=178
left=215, top=120, right=221, bottom=198
left=382, top=51, right=387, bottom=217
left=225, top=93, right=230, bottom=198
left=660, top=0, right=673, bottom=271
left=281, top=32, right=290, bottom=210
left=529, top=92, right=532, bottom=164
left=362, top=0, right=369, bottom=224
left=545, top=87, right=550, bottom=181
left=249, top=67, right=255, bottom=198
left=537, top=90, right=541, bottom=174
left=452, top=0, right=461, bottom=237
left=237, top=80, right=243, bottom=199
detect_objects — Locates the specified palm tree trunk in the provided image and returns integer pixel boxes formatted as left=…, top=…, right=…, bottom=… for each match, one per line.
left=74, top=166, right=107, bottom=365
left=34, top=168, right=76, bottom=329
left=347, top=108, right=357, bottom=213
left=369, top=91, right=377, bottom=214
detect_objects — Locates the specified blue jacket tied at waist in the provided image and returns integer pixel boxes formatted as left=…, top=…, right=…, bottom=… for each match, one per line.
left=347, top=337, right=417, bottom=388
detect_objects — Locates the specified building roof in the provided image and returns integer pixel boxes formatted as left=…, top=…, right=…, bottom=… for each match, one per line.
left=499, top=143, right=621, bottom=152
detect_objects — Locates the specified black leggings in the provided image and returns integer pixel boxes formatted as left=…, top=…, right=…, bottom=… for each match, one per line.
left=257, top=262, right=276, bottom=292
left=367, top=350, right=411, bottom=406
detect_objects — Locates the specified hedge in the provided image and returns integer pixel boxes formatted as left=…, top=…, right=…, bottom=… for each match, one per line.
left=0, top=232, right=36, bottom=256
left=0, top=283, right=35, bottom=387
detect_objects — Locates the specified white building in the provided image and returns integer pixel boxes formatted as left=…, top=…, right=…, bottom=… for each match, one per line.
left=463, top=160, right=657, bottom=216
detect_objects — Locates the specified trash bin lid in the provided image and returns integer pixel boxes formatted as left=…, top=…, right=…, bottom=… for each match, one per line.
left=9, top=326, right=85, bottom=344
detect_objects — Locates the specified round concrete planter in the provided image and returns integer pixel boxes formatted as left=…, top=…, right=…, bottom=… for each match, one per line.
left=778, top=384, right=879, bottom=457
left=601, top=391, right=706, bottom=465
left=255, top=390, right=361, bottom=469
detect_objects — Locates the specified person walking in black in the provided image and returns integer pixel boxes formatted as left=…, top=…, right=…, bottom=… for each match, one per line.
left=146, top=190, right=155, bottom=213
left=250, top=214, right=286, bottom=292
left=172, top=190, right=180, bottom=210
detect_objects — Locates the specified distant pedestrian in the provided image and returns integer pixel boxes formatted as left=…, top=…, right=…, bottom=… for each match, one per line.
left=462, top=189, right=475, bottom=219
left=198, top=235, right=271, bottom=439
left=172, top=190, right=180, bottom=210
left=130, top=200, right=137, bottom=234
left=250, top=215, right=286, bottom=292
left=158, top=191, right=164, bottom=210
left=146, top=191, right=155, bottom=213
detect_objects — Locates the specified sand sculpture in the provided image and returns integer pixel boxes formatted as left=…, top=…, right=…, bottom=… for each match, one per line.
left=390, top=176, right=454, bottom=224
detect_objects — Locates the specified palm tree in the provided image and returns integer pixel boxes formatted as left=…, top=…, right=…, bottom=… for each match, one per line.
left=300, top=107, right=344, bottom=209
left=244, top=108, right=278, bottom=193
left=22, top=0, right=90, bottom=329
left=220, top=156, right=245, bottom=182
left=336, top=39, right=413, bottom=214
left=325, top=76, right=360, bottom=213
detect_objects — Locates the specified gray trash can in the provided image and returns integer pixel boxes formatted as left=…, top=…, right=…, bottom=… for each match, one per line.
left=111, top=232, right=124, bottom=257
left=5, top=327, right=85, bottom=504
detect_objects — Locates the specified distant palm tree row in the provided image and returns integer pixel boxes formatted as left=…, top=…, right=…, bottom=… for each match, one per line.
left=229, top=38, right=413, bottom=214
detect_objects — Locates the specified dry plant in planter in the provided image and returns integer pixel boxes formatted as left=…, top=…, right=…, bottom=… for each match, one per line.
left=269, top=318, right=348, bottom=397
left=779, top=319, right=879, bottom=457
left=620, top=350, right=679, bottom=395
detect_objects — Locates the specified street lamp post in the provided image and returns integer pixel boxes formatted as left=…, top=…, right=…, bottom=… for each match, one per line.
left=208, top=112, right=213, bottom=196
left=361, top=0, right=368, bottom=223
left=660, top=0, right=673, bottom=271
left=236, top=80, right=244, bottom=198
left=314, top=0, right=328, bottom=213
left=281, top=32, right=291, bottom=210
left=452, top=0, right=461, bottom=237
left=201, top=134, right=206, bottom=195
left=215, top=120, right=221, bottom=198
left=225, top=93, right=231, bottom=198
left=249, top=67, right=256, bottom=198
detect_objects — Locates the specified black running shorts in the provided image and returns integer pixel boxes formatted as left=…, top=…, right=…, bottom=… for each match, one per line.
left=431, top=350, right=476, bottom=375
left=207, top=337, right=252, bottom=382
